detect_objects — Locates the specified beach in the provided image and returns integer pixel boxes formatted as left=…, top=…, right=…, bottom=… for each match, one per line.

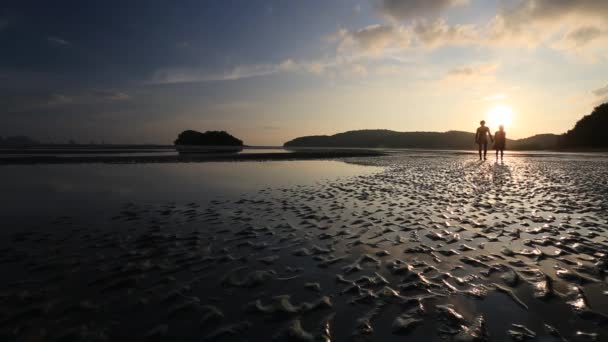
left=1, top=151, right=607, bottom=341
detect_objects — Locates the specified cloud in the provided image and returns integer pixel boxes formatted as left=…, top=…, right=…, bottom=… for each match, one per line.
left=333, top=25, right=411, bottom=54
left=150, top=63, right=285, bottom=84
left=148, top=57, right=341, bottom=84
left=484, top=93, right=506, bottom=101
left=47, top=36, right=70, bottom=46
left=91, top=90, right=130, bottom=101
left=593, top=84, right=608, bottom=97
left=497, top=0, right=608, bottom=31
left=413, top=19, right=478, bottom=47
left=307, top=62, right=326, bottom=75
left=340, top=0, right=608, bottom=59
left=377, top=0, right=470, bottom=21
left=488, top=0, right=608, bottom=57
left=443, top=63, right=498, bottom=83
left=349, top=63, right=368, bottom=76
left=565, top=26, right=605, bottom=47
left=339, top=1, right=608, bottom=60
left=547, top=24, right=608, bottom=62
left=330, top=19, right=478, bottom=55
left=590, top=84, right=608, bottom=106
left=12, top=90, right=130, bottom=112
left=45, top=94, right=73, bottom=106
left=210, top=101, right=259, bottom=112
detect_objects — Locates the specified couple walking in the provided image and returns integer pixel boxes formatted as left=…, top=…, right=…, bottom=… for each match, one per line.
left=475, top=120, right=506, bottom=161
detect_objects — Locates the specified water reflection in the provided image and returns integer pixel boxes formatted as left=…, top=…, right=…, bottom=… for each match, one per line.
left=0, top=160, right=381, bottom=220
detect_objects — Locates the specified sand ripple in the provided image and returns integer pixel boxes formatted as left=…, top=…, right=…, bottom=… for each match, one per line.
left=1, top=155, right=607, bottom=341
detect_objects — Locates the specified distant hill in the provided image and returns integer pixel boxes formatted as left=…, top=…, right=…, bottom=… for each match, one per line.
left=285, top=130, right=564, bottom=151
left=285, top=130, right=484, bottom=149
left=508, top=134, right=560, bottom=150
left=559, top=103, right=608, bottom=149
left=283, top=129, right=541, bottom=150
left=284, top=103, right=607, bottom=151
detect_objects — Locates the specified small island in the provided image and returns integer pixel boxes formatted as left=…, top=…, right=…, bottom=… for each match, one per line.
left=174, top=130, right=244, bottom=153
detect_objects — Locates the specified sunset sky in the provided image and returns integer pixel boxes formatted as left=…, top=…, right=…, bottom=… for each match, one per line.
left=2, top=0, right=608, bottom=145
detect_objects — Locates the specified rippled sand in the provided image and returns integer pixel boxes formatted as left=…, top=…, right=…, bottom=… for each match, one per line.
left=1, top=154, right=607, bottom=341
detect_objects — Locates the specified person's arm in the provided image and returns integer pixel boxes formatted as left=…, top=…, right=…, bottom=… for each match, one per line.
left=475, top=129, right=479, bottom=143
left=488, top=128, right=493, bottom=142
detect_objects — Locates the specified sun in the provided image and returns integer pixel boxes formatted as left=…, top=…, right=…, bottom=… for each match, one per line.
left=486, top=104, right=513, bottom=129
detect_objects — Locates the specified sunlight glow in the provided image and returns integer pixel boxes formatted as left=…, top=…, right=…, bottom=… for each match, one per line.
left=486, top=105, right=513, bottom=129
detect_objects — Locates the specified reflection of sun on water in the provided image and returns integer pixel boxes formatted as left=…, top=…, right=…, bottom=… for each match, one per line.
left=486, top=105, right=513, bottom=129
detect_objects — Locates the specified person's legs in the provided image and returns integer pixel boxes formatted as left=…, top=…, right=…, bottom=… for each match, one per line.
left=496, top=149, right=499, bottom=160
left=483, top=143, right=488, bottom=160
left=500, top=149, right=504, bottom=160
left=478, top=144, right=482, bottom=160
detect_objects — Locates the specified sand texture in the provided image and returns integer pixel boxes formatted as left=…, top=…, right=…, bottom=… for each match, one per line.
left=0, top=154, right=607, bottom=341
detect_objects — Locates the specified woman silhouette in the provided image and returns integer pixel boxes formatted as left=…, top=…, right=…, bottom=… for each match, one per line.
left=494, top=125, right=506, bottom=161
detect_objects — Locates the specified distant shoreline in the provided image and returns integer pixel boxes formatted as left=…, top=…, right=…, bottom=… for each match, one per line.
left=0, top=150, right=387, bottom=165
left=3, top=144, right=608, bottom=154
left=2, top=148, right=607, bottom=165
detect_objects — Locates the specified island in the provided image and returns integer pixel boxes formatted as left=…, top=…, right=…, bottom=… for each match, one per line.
left=174, top=130, right=244, bottom=153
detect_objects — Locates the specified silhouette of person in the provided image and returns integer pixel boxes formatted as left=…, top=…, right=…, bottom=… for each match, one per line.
left=475, top=120, right=493, bottom=160
left=494, top=125, right=506, bottom=161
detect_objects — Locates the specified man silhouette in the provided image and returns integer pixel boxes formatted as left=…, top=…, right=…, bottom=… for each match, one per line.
left=475, top=120, right=493, bottom=161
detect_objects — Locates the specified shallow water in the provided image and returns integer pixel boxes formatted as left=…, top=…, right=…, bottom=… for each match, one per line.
left=0, top=160, right=379, bottom=223
left=0, top=152, right=607, bottom=341
left=0, top=147, right=289, bottom=159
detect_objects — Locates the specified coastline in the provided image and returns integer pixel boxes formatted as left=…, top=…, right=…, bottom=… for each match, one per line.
left=0, top=150, right=387, bottom=165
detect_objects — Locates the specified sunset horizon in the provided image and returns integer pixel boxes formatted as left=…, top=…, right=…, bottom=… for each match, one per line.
left=2, top=1, right=608, bottom=145
left=1, top=3, right=608, bottom=341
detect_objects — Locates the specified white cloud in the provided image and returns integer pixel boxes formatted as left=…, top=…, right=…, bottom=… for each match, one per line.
left=413, top=19, right=478, bottom=47
left=333, top=25, right=411, bottom=54
left=148, top=58, right=343, bottom=84
left=332, top=1, right=608, bottom=61
left=149, top=63, right=285, bottom=84
left=487, top=0, right=608, bottom=60
left=330, top=19, right=479, bottom=55
left=496, top=0, right=608, bottom=31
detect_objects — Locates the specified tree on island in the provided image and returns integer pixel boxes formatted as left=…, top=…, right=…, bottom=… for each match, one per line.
left=174, top=130, right=243, bottom=146
left=560, top=102, right=608, bottom=148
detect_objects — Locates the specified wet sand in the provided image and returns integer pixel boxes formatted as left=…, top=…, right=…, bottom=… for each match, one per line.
left=0, top=153, right=607, bottom=341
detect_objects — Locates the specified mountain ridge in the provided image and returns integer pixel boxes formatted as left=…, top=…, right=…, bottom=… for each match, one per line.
left=284, top=129, right=559, bottom=150
left=284, top=103, right=607, bottom=151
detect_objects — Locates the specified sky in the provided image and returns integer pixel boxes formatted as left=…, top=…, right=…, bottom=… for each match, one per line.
left=1, top=0, right=608, bottom=145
